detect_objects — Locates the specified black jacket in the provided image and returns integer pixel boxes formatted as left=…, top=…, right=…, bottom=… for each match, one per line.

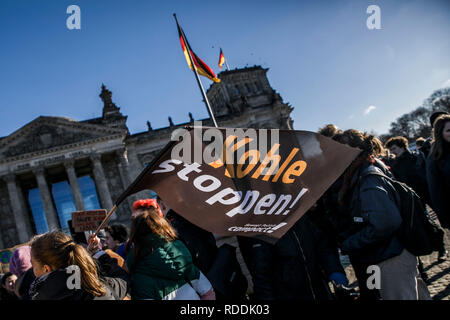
left=166, top=210, right=218, bottom=274
left=420, top=138, right=432, bottom=158
left=340, top=163, right=404, bottom=265
left=426, top=152, right=450, bottom=229
left=0, top=288, right=19, bottom=301
left=314, top=157, right=394, bottom=245
left=391, top=150, right=430, bottom=205
left=29, top=251, right=129, bottom=300
left=237, top=214, right=344, bottom=300
left=15, top=268, right=35, bottom=300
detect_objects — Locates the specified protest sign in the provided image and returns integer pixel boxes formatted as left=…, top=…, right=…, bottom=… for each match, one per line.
left=71, top=209, right=107, bottom=233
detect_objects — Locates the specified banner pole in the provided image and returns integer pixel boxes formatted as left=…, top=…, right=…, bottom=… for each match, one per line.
left=93, top=204, right=118, bottom=238
left=174, top=13, right=218, bottom=128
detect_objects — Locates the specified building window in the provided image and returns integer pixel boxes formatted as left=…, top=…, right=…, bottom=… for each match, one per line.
left=245, top=83, right=252, bottom=94
left=235, top=85, right=241, bottom=96
left=52, top=181, right=76, bottom=234
left=254, top=82, right=261, bottom=92
left=78, top=175, right=101, bottom=211
left=28, top=188, right=49, bottom=234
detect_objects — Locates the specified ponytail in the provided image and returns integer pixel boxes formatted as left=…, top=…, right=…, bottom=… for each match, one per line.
left=67, top=243, right=106, bottom=297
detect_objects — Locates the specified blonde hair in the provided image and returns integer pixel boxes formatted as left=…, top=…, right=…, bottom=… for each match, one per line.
left=30, top=231, right=106, bottom=297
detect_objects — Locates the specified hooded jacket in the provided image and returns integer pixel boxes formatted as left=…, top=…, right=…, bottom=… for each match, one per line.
left=340, top=163, right=404, bottom=265
left=126, top=234, right=212, bottom=300
left=29, top=251, right=129, bottom=300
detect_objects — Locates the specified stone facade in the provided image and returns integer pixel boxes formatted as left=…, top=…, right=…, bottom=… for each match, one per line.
left=0, top=66, right=294, bottom=249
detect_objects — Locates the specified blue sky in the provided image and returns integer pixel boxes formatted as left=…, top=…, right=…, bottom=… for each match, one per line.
left=0, top=0, right=449, bottom=138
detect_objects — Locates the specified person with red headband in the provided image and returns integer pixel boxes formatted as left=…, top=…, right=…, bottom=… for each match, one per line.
left=131, top=198, right=163, bottom=218
left=124, top=198, right=215, bottom=300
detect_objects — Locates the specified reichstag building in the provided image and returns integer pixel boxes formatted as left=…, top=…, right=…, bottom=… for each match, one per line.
left=0, top=66, right=294, bottom=248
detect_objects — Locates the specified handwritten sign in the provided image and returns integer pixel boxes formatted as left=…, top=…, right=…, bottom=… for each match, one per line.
left=71, top=209, right=107, bottom=232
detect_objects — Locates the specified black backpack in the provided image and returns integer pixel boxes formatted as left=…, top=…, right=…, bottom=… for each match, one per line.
left=359, top=171, right=444, bottom=257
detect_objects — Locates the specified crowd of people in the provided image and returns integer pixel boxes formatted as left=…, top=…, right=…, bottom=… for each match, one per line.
left=1, top=111, right=449, bottom=301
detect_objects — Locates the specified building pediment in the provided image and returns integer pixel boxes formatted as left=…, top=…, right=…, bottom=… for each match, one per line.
left=0, top=116, right=126, bottom=161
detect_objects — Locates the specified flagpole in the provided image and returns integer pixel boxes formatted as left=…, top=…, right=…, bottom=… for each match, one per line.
left=174, top=14, right=218, bottom=128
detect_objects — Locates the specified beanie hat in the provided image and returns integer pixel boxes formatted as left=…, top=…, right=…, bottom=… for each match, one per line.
left=9, top=245, right=32, bottom=277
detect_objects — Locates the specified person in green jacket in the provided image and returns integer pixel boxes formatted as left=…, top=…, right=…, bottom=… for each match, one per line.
left=125, top=199, right=215, bottom=300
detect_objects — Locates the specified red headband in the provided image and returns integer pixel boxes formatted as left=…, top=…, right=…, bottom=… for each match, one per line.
left=132, top=199, right=159, bottom=212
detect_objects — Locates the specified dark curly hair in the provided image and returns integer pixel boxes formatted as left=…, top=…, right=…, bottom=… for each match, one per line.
left=318, top=124, right=342, bottom=138
left=385, top=136, right=408, bottom=150
left=332, top=129, right=379, bottom=156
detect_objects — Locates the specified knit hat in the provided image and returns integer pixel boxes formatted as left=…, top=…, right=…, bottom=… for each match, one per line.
left=9, top=245, right=32, bottom=277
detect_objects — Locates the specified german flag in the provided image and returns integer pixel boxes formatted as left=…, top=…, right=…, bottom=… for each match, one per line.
left=218, top=48, right=225, bottom=70
left=177, top=23, right=220, bottom=83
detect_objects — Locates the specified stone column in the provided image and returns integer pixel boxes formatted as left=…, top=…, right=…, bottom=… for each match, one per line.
left=16, top=182, right=33, bottom=235
left=220, top=82, right=231, bottom=103
left=33, top=167, right=60, bottom=232
left=4, top=173, right=33, bottom=243
left=90, top=153, right=116, bottom=219
left=0, top=230, right=4, bottom=249
left=115, top=148, right=132, bottom=187
left=126, top=147, right=144, bottom=181
left=123, top=147, right=155, bottom=202
left=116, top=148, right=141, bottom=214
left=64, top=159, right=85, bottom=211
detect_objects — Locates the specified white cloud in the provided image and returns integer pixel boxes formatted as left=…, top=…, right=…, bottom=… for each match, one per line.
left=364, top=105, right=376, bottom=116
left=348, top=114, right=355, bottom=119
left=441, top=79, right=450, bottom=88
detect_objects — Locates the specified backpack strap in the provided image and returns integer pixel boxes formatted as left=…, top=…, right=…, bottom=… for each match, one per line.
left=356, top=169, right=402, bottom=210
